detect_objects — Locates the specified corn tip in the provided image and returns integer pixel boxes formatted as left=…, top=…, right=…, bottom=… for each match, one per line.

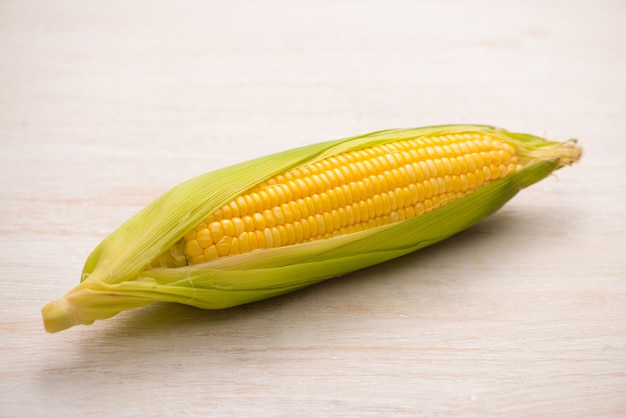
left=557, top=139, right=582, bottom=166
left=42, top=298, right=81, bottom=333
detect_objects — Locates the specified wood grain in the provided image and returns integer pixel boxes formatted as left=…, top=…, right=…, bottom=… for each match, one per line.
left=1, top=0, right=625, bottom=416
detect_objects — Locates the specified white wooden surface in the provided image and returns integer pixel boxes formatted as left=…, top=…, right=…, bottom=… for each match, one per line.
left=1, top=0, right=625, bottom=416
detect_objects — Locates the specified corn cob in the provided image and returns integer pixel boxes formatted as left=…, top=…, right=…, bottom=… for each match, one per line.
left=42, top=125, right=581, bottom=333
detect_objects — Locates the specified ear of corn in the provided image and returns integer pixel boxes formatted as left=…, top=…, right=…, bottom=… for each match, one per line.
left=42, top=125, right=581, bottom=333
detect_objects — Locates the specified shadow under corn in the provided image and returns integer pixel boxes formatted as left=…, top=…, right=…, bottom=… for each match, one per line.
left=96, top=208, right=544, bottom=336
left=77, top=208, right=535, bottom=338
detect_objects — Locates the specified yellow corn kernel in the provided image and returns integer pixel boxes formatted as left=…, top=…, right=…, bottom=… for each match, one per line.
left=182, top=132, right=521, bottom=264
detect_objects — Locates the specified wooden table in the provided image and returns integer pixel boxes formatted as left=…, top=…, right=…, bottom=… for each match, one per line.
left=1, top=1, right=624, bottom=416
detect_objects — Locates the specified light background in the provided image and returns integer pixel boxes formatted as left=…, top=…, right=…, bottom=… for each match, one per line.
left=1, top=0, right=625, bottom=416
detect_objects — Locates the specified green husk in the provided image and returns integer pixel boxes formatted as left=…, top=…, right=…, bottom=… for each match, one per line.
left=42, top=125, right=581, bottom=333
